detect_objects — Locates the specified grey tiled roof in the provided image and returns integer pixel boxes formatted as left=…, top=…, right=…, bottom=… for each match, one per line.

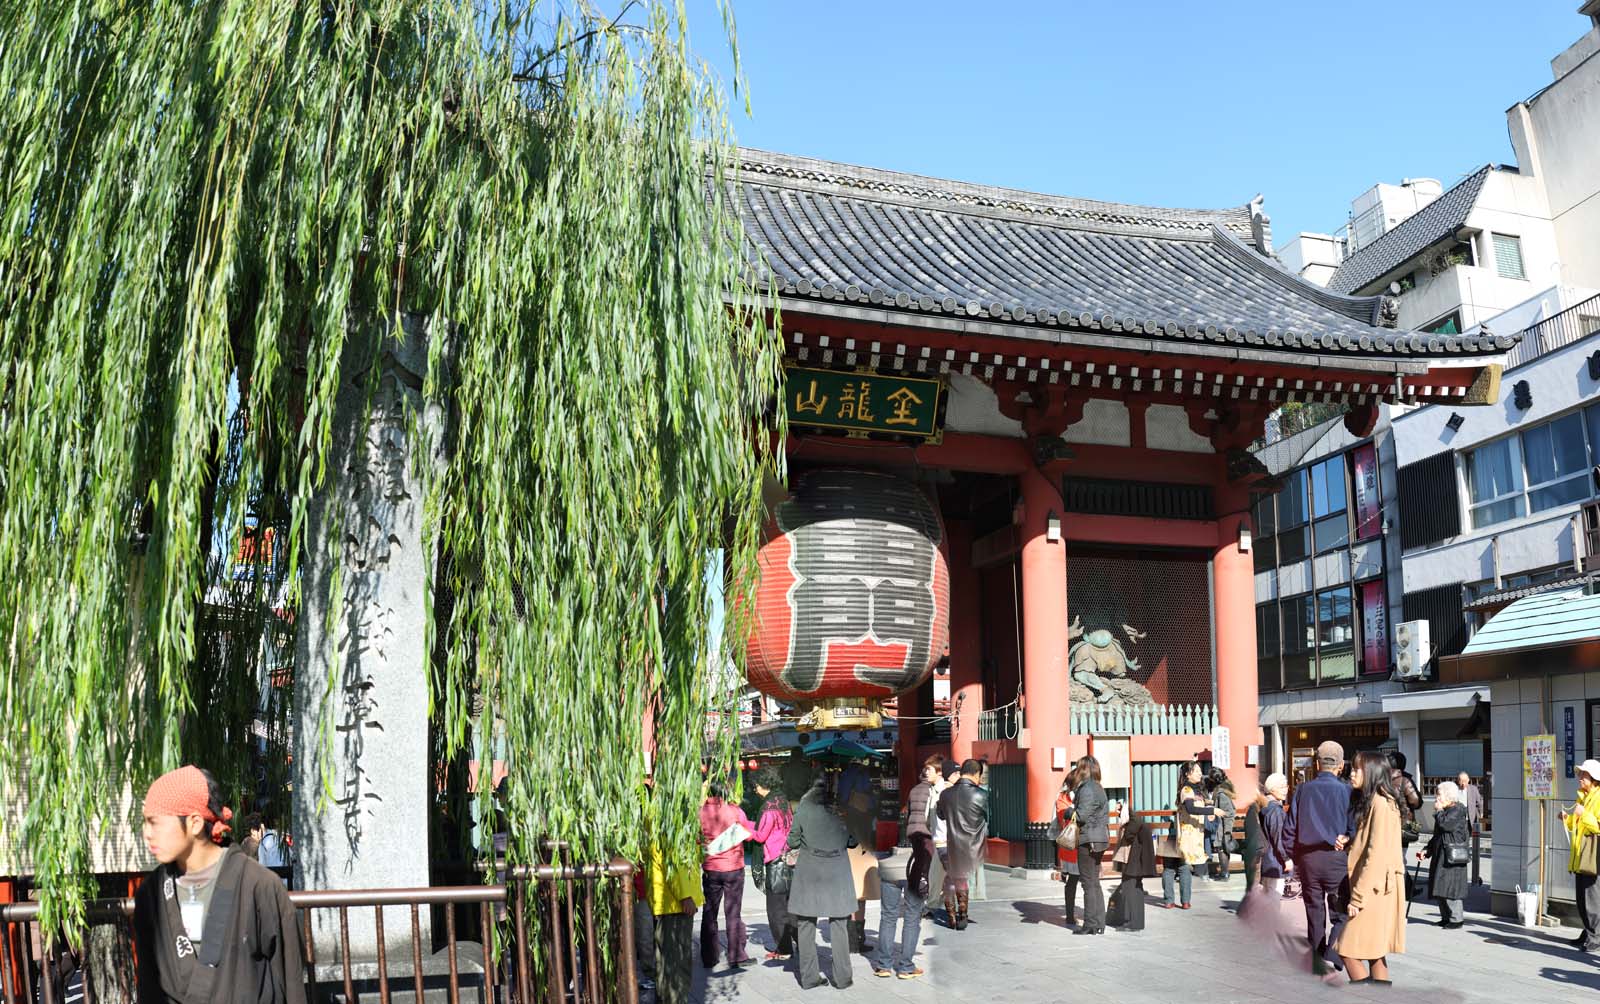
left=1326, top=166, right=1493, bottom=295
left=731, top=150, right=1516, bottom=358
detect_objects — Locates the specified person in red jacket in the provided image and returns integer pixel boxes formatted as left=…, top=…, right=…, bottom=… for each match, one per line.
left=699, top=781, right=756, bottom=968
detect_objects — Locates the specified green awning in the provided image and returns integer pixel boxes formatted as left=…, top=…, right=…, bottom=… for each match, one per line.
left=1441, top=587, right=1600, bottom=682
left=1460, top=588, right=1600, bottom=656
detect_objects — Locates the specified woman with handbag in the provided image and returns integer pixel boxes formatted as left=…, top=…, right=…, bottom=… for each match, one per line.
left=750, top=768, right=797, bottom=960
left=1071, top=756, right=1111, bottom=935
left=1421, top=781, right=1470, bottom=929
left=1561, top=758, right=1600, bottom=952
left=1160, top=760, right=1217, bottom=910
left=1053, top=772, right=1081, bottom=928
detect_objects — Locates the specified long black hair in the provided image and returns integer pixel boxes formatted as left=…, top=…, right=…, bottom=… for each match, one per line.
left=1176, top=759, right=1203, bottom=802
left=1351, top=750, right=1398, bottom=818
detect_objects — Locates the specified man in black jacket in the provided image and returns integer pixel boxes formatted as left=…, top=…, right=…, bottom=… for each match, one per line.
left=936, top=759, right=989, bottom=931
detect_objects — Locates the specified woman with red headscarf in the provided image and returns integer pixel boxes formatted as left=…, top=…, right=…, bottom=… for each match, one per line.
left=133, top=765, right=306, bottom=1004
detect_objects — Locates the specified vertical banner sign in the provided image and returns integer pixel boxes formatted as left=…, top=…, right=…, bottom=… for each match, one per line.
left=1360, top=579, right=1389, bottom=675
left=1352, top=443, right=1381, bottom=541
left=1523, top=734, right=1556, bottom=799
left=1566, top=707, right=1577, bottom=779
left=1211, top=726, right=1232, bottom=771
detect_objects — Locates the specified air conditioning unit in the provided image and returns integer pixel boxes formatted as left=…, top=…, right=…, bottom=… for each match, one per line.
left=1394, top=619, right=1431, bottom=680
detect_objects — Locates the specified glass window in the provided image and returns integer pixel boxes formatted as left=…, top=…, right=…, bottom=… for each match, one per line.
left=1492, top=233, right=1526, bottom=280
left=1282, top=595, right=1314, bottom=688
left=1257, top=604, right=1281, bottom=692
left=1279, top=468, right=1309, bottom=527
left=1464, top=437, right=1525, bottom=528
left=1276, top=468, right=1310, bottom=563
left=1310, top=457, right=1348, bottom=519
left=1316, top=586, right=1356, bottom=683
left=1589, top=404, right=1600, bottom=471
left=1522, top=412, right=1591, bottom=513
left=1252, top=495, right=1278, bottom=572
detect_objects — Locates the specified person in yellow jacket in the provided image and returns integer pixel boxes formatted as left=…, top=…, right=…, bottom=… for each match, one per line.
left=645, top=841, right=704, bottom=1003
left=1561, top=759, right=1600, bottom=953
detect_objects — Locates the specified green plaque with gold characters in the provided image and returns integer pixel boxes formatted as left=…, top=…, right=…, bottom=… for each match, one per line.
left=784, top=365, right=944, bottom=441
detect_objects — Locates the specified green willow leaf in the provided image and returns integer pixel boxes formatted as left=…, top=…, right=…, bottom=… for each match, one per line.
left=0, top=0, right=782, bottom=937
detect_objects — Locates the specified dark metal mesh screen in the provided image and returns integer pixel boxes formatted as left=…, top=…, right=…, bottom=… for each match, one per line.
left=1066, top=548, right=1214, bottom=708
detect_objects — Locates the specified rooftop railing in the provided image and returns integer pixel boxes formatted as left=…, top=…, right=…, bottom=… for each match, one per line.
left=1503, top=292, right=1600, bottom=370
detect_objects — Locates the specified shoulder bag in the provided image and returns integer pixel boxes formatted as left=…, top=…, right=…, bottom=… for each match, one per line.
left=1055, top=815, right=1079, bottom=850
left=1443, top=838, right=1471, bottom=867
left=766, top=858, right=794, bottom=896
left=1577, top=833, right=1600, bottom=877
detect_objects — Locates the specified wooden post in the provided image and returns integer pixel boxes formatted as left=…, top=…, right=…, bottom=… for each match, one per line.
left=1538, top=807, right=1547, bottom=925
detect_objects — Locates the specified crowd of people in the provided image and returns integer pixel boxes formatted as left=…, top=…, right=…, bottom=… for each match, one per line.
left=112, top=750, right=1585, bottom=1004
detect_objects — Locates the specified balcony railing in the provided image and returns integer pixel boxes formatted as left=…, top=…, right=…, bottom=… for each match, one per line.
left=1503, top=292, right=1600, bottom=369
left=1070, top=703, right=1219, bottom=736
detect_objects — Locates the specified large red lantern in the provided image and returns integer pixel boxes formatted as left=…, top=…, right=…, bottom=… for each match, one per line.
left=745, top=468, right=949, bottom=727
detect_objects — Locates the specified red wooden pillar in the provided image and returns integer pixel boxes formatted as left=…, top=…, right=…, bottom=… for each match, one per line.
left=1213, top=483, right=1263, bottom=793
left=1019, top=467, right=1071, bottom=829
left=947, top=519, right=983, bottom=765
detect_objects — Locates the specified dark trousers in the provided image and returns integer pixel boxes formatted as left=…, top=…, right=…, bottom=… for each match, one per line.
left=1297, top=849, right=1350, bottom=971
left=1577, top=871, right=1600, bottom=945
left=794, top=916, right=851, bottom=989
left=907, top=832, right=934, bottom=898
left=765, top=887, right=795, bottom=954
left=1063, top=873, right=1080, bottom=924
left=1117, top=877, right=1146, bottom=931
left=700, top=868, right=748, bottom=966
left=654, top=912, right=693, bottom=1004
left=1079, top=844, right=1106, bottom=930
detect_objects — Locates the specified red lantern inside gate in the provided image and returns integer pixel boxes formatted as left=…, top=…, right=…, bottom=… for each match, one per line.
left=744, top=468, right=949, bottom=728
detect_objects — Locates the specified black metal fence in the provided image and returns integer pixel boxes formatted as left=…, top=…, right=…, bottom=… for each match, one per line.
left=1504, top=292, right=1600, bottom=369
left=1, top=860, right=637, bottom=1004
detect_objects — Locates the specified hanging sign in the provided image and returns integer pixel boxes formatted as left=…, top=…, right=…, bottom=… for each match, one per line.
left=784, top=365, right=944, bottom=439
left=1210, top=726, right=1232, bottom=771
left=1523, top=734, right=1556, bottom=799
left=1360, top=579, right=1389, bottom=675
left=1566, top=707, right=1577, bottom=779
left=1352, top=444, right=1381, bottom=541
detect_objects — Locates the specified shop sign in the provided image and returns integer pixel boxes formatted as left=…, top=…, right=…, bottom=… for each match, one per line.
left=1566, top=707, right=1576, bottom=779
left=1360, top=579, right=1389, bottom=675
left=1523, top=734, right=1556, bottom=799
left=1352, top=443, right=1381, bottom=541
left=785, top=365, right=943, bottom=439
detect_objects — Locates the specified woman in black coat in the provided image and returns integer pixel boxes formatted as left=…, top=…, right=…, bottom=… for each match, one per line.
left=1071, top=756, right=1110, bottom=935
left=1423, top=781, right=1471, bottom=928
left=1112, top=813, right=1156, bottom=932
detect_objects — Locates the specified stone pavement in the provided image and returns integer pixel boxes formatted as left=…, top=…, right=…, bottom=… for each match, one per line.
left=671, top=865, right=1598, bottom=1004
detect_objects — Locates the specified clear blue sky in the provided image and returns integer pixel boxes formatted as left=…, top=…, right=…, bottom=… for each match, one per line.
left=684, top=1, right=1587, bottom=245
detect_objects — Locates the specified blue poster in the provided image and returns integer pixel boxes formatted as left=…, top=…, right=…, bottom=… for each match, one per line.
left=1565, top=706, right=1576, bottom=779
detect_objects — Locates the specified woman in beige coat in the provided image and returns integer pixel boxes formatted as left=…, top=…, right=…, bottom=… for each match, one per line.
left=1336, top=750, right=1407, bottom=985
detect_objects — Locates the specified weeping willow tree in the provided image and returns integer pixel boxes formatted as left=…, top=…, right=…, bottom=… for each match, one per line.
left=0, top=0, right=782, bottom=933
